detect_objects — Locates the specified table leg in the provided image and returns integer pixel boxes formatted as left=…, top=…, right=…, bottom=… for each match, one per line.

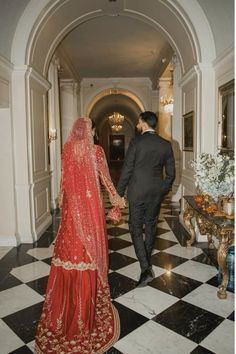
left=207, top=233, right=215, bottom=249
left=217, top=229, right=232, bottom=299
left=183, top=207, right=196, bottom=248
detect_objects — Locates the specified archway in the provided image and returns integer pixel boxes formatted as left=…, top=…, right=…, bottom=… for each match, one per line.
left=10, top=0, right=216, bottom=243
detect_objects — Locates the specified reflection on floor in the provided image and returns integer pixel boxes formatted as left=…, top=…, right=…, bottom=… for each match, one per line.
left=0, top=194, right=234, bottom=354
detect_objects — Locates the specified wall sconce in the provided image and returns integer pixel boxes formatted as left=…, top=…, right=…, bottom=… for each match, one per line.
left=160, top=95, right=174, bottom=114
left=49, top=128, right=57, bottom=143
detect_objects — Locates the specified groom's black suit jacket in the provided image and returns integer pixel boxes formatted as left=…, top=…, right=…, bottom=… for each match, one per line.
left=117, top=131, right=175, bottom=204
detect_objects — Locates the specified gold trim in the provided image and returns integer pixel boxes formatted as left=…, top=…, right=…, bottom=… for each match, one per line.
left=52, top=257, right=97, bottom=271
left=95, top=304, right=120, bottom=354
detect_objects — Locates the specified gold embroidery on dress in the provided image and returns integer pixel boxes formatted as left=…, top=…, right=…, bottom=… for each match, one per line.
left=52, top=257, right=97, bottom=271
left=86, top=189, right=92, bottom=198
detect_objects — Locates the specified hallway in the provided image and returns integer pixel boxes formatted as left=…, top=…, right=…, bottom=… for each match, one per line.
left=0, top=195, right=234, bottom=354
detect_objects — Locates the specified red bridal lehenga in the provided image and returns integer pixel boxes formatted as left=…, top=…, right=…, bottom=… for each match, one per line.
left=35, top=118, right=120, bottom=354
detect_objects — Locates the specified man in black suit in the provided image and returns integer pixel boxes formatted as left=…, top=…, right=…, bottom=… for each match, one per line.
left=117, top=111, right=175, bottom=287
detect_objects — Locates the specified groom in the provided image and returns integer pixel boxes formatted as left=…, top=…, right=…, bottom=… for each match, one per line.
left=117, top=111, right=175, bottom=287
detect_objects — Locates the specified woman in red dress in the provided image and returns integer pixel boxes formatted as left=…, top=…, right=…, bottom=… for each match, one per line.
left=35, top=117, right=124, bottom=354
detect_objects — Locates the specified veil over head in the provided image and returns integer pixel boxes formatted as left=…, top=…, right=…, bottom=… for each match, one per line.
left=61, top=117, right=108, bottom=281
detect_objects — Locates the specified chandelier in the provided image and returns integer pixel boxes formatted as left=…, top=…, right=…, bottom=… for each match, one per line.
left=160, top=95, right=174, bottom=113
left=108, top=112, right=125, bottom=132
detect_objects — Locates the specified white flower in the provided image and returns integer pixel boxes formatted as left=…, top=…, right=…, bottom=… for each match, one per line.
left=190, top=152, right=234, bottom=201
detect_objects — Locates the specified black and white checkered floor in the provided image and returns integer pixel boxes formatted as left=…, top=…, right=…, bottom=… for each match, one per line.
left=0, top=195, right=234, bottom=354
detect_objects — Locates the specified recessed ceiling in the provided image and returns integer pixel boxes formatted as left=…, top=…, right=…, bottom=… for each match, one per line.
left=58, top=15, right=173, bottom=85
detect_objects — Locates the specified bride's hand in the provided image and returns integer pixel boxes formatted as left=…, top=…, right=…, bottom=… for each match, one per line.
left=118, top=197, right=126, bottom=209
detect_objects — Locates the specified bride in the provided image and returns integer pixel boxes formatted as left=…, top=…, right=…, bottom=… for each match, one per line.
left=35, top=117, right=125, bottom=354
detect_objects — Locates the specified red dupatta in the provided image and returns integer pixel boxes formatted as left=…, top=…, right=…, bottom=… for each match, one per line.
left=61, top=117, right=108, bottom=282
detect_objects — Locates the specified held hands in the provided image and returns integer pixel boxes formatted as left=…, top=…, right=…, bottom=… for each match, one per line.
left=118, top=197, right=126, bottom=209
left=110, top=194, right=126, bottom=209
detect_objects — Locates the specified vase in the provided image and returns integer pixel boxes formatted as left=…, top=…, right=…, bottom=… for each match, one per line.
left=218, top=246, right=234, bottom=292
left=223, top=199, right=234, bottom=217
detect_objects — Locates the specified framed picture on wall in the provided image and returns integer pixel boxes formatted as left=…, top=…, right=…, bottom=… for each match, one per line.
left=183, top=111, right=194, bottom=151
left=218, top=80, right=234, bottom=155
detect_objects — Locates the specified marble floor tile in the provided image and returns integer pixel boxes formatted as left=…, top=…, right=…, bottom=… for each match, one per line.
left=116, top=245, right=159, bottom=260
left=149, top=271, right=202, bottom=298
left=115, top=286, right=178, bottom=319
left=118, top=234, right=132, bottom=242
left=153, top=237, right=178, bottom=251
left=0, top=247, right=13, bottom=260
left=109, top=252, right=137, bottom=271
left=156, top=227, right=172, bottom=237
left=108, top=238, right=133, bottom=251
left=0, top=319, right=24, bottom=354
left=113, top=301, right=148, bottom=339
left=9, top=345, right=33, bottom=353
left=227, top=311, right=234, bottom=321
left=165, top=216, right=190, bottom=246
left=108, top=227, right=130, bottom=237
left=27, top=340, right=35, bottom=353
left=0, top=195, right=234, bottom=353
left=116, top=261, right=165, bottom=281
left=41, top=257, right=52, bottom=266
left=151, top=251, right=188, bottom=271
left=26, top=275, right=49, bottom=296
left=157, top=231, right=177, bottom=242
left=0, top=273, right=22, bottom=291
left=114, top=320, right=197, bottom=354
left=153, top=300, right=224, bottom=344
left=200, top=319, right=234, bottom=354
left=173, top=260, right=218, bottom=283
left=192, top=253, right=215, bottom=266
left=157, top=221, right=171, bottom=230
left=190, top=345, right=215, bottom=354
left=0, top=284, right=44, bottom=317
left=183, top=283, right=235, bottom=318
left=108, top=272, right=137, bottom=299
left=164, top=244, right=203, bottom=259
left=26, top=246, right=54, bottom=260
left=3, top=302, right=44, bottom=343
left=10, top=261, right=50, bottom=283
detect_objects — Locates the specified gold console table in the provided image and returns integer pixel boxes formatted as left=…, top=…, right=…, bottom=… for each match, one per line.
left=183, top=196, right=234, bottom=299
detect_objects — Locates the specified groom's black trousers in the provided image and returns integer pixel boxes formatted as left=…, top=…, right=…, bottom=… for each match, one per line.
left=128, top=199, right=161, bottom=272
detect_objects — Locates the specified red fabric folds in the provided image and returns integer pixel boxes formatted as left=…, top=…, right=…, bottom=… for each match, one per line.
left=35, top=118, right=120, bottom=354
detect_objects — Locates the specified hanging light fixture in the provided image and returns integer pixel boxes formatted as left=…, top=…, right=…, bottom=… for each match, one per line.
left=111, top=124, right=123, bottom=132
left=108, top=112, right=125, bottom=132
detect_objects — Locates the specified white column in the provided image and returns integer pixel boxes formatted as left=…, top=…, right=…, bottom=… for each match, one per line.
left=158, top=79, right=172, bottom=140
left=60, top=79, right=78, bottom=146
left=195, top=64, right=215, bottom=154
left=171, top=60, right=183, bottom=202
left=48, top=58, right=62, bottom=209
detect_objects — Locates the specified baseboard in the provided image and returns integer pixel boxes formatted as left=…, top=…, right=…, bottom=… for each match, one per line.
left=0, top=234, right=18, bottom=246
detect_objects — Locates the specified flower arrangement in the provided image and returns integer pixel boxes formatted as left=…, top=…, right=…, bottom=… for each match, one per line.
left=190, top=152, right=234, bottom=201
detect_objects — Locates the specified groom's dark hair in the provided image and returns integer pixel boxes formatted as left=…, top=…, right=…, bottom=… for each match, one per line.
left=140, top=111, right=157, bottom=129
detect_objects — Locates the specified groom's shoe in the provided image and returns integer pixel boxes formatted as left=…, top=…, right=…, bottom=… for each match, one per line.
left=136, top=268, right=154, bottom=288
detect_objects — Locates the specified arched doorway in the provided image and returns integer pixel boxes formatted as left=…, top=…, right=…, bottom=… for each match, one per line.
left=10, top=0, right=216, bottom=243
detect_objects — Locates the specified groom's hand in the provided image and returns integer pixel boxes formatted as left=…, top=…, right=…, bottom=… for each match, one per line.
left=119, top=197, right=126, bottom=209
